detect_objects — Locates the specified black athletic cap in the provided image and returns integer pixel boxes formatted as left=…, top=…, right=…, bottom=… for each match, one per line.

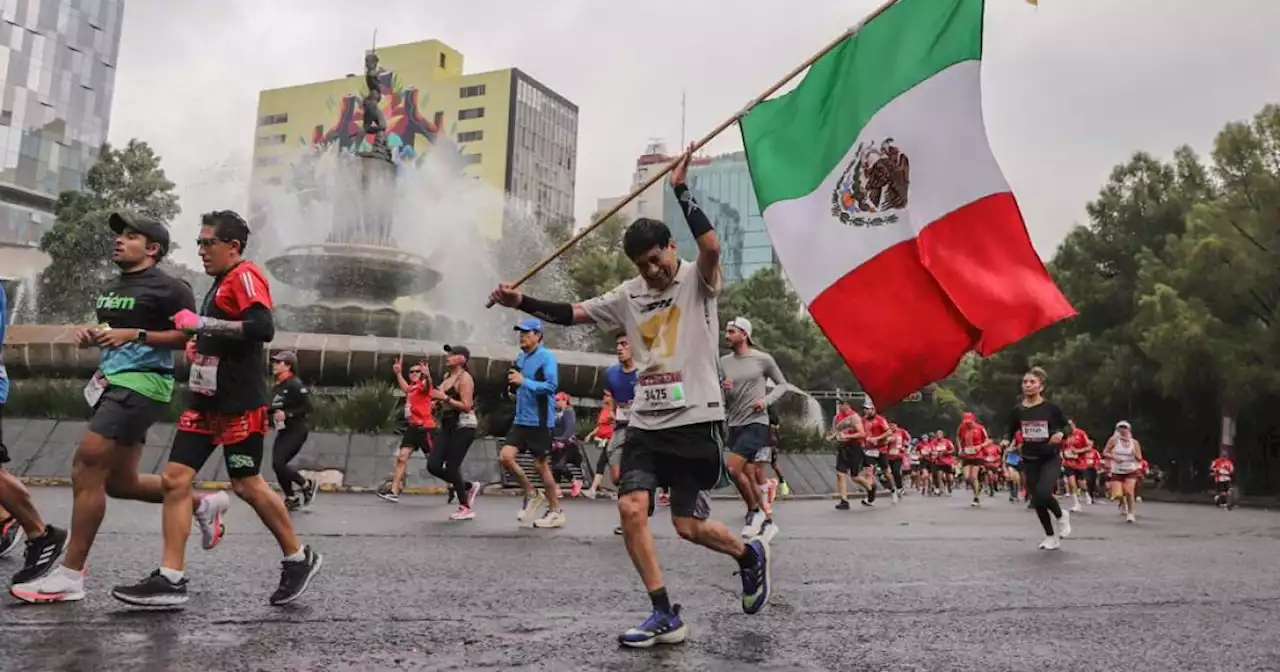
left=109, top=212, right=171, bottom=256
left=444, top=344, right=471, bottom=362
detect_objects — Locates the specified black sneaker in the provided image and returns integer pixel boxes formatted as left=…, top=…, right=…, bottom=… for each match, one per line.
left=270, top=545, right=323, bottom=606
left=285, top=495, right=301, bottom=512
left=447, top=485, right=457, bottom=505
left=0, top=517, right=25, bottom=559
left=302, top=479, right=319, bottom=509
left=11, top=525, right=67, bottom=585
left=835, top=500, right=850, bottom=510
left=111, top=570, right=190, bottom=607
left=613, top=525, right=624, bottom=536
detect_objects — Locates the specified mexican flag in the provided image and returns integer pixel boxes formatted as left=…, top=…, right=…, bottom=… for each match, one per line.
left=740, top=0, right=1074, bottom=405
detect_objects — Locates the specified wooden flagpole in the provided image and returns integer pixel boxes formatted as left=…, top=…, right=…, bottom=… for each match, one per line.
left=486, top=0, right=902, bottom=307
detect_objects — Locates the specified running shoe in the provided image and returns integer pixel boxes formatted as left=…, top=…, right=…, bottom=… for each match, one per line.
left=285, top=495, right=301, bottom=512
left=1125, top=513, right=1136, bottom=524
left=1038, top=536, right=1061, bottom=551
left=450, top=506, right=476, bottom=521
left=570, top=479, right=583, bottom=498
left=302, top=478, right=319, bottom=509
left=10, top=526, right=67, bottom=585
left=467, top=481, right=482, bottom=508
left=376, top=490, right=400, bottom=503
left=779, top=482, right=792, bottom=498
left=860, top=498, right=875, bottom=508
left=613, top=525, right=624, bottom=535
left=741, top=511, right=765, bottom=539
left=447, top=485, right=457, bottom=505
left=532, top=510, right=566, bottom=529
left=891, top=491, right=900, bottom=504
left=518, top=490, right=547, bottom=522
left=11, top=565, right=85, bottom=604
left=111, top=570, right=189, bottom=607
left=759, top=518, right=779, bottom=544
left=0, top=517, right=25, bottom=559
left=1057, top=510, right=1073, bottom=539
left=970, top=498, right=980, bottom=508
left=619, top=605, right=687, bottom=648
left=269, top=545, right=323, bottom=606
left=835, top=500, right=850, bottom=510
left=194, top=491, right=230, bottom=550
left=739, top=538, right=772, bottom=614
left=1070, top=503, right=1083, bottom=513
left=584, top=489, right=598, bottom=500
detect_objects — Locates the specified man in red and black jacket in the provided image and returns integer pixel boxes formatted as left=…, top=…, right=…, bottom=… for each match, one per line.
left=111, top=210, right=322, bottom=609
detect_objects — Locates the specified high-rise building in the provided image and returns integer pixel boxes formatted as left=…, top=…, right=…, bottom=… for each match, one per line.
left=251, top=39, right=578, bottom=240
left=596, top=141, right=709, bottom=223
left=665, top=151, right=777, bottom=284
left=0, top=0, right=123, bottom=280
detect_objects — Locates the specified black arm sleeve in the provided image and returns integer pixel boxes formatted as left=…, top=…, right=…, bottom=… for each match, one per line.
left=517, top=295, right=575, bottom=326
left=283, top=379, right=311, bottom=419
left=673, top=183, right=713, bottom=238
left=1048, top=403, right=1069, bottom=437
left=1007, top=406, right=1021, bottom=442
left=241, top=305, right=275, bottom=343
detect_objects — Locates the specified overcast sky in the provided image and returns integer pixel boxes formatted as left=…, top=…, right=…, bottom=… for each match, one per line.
left=107, top=0, right=1280, bottom=258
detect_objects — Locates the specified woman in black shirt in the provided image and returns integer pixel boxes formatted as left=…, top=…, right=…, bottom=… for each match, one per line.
left=1006, top=367, right=1072, bottom=550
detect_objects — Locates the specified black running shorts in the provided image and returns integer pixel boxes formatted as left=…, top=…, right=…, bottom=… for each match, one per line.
left=835, top=443, right=861, bottom=474
left=506, top=425, right=552, bottom=460
left=401, top=424, right=435, bottom=454
left=618, top=421, right=723, bottom=520
left=89, top=385, right=165, bottom=446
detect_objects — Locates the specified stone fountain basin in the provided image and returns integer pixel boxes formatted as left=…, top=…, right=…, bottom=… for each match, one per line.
left=2, top=325, right=615, bottom=396
left=265, top=243, right=443, bottom=299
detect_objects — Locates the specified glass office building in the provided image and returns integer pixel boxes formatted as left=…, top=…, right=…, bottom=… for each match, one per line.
left=665, top=151, right=777, bottom=284
left=0, top=0, right=122, bottom=250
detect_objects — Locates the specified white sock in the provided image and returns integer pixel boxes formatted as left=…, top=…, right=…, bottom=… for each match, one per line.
left=159, top=567, right=184, bottom=582
left=283, top=547, right=306, bottom=563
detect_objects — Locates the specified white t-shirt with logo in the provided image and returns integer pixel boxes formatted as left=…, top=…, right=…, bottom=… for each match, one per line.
left=581, top=261, right=725, bottom=432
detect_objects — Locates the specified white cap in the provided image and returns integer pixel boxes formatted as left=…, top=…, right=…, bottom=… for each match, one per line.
left=1116, top=420, right=1131, bottom=429
left=862, top=397, right=876, bottom=411
left=727, top=316, right=754, bottom=343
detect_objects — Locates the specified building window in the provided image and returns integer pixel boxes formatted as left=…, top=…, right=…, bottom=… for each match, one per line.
left=259, top=113, right=288, bottom=126
left=458, top=107, right=485, bottom=120
left=460, top=85, right=486, bottom=98
left=461, top=154, right=482, bottom=165
left=254, top=156, right=281, bottom=167
left=439, top=53, right=446, bottom=68
left=457, top=130, right=484, bottom=143
left=257, top=134, right=286, bottom=147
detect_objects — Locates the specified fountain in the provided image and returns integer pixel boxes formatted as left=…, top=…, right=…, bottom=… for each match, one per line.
left=3, top=46, right=614, bottom=396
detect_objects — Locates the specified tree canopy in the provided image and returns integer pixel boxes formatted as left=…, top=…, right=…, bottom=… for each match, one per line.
left=36, top=140, right=186, bottom=322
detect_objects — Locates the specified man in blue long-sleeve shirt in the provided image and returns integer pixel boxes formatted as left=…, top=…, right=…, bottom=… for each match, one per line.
left=500, top=318, right=566, bottom=528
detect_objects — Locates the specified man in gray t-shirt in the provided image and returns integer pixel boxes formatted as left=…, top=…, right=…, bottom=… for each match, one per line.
left=488, top=150, right=772, bottom=648
left=720, top=317, right=786, bottom=541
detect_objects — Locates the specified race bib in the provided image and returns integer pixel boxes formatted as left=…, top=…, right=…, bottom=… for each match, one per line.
left=188, top=354, right=219, bottom=396
left=83, top=371, right=108, bottom=408
left=634, top=372, right=686, bottom=412
left=1064, top=449, right=1078, bottom=459
left=963, top=447, right=978, bottom=456
left=1216, top=475, right=1231, bottom=482
left=1021, top=420, right=1050, bottom=441
left=614, top=406, right=630, bottom=423
left=864, top=449, right=881, bottom=458
left=458, top=411, right=478, bottom=428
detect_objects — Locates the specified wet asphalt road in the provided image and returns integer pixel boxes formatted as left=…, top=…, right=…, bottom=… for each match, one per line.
left=2, top=489, right=1279, bottom=672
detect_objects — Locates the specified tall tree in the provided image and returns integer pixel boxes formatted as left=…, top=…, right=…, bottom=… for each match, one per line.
left=37, top=141, right=183, bottom=322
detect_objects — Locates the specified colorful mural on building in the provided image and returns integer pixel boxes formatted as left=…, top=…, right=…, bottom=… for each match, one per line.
left=305, top=72, right=461, bottom=166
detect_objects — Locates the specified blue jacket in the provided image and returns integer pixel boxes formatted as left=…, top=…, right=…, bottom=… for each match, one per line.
left=0, top=283, right=8, bottom=404
left=513, top=345, right=558, bottom=428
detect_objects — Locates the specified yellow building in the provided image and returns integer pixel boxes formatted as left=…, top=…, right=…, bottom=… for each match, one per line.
left=250, top=39, right=578, bottom=240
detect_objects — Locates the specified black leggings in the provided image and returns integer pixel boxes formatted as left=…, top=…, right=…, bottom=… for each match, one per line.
left=885, top=459, right=903, bottom=490
left=273, top=424, right=310, bottom=497
left=427, top=425, right=475, bottom=502
left=551, top=440, right=587, bottom=481
left=1023, top=455, right=1064, bottom=535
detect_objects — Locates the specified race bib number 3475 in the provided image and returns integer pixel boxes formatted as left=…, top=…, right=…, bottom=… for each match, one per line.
left=634, top=372, right=686, bottom=413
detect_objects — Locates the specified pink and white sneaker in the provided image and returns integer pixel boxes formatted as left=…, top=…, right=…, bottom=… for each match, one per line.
left=450, top=506, right=475, bottom=521
left=570, top=479, right=583, bottom=498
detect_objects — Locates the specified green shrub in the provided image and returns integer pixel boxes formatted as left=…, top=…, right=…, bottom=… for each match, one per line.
left=776, top=419, right=833, bottom=453
left=311, top=382, right=402, bottom=434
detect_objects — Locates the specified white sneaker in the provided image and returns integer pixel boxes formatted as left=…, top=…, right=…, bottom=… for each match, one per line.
left=450, top=506, right=476, bottom=521
left=1057, top=510, right=1073, bottom=539
left=532, top=510, right=566, bottom=528
left=583, top=488, right=598, bottom=500
left=741, top=511, right=766, bottom=538
left=892, top=491, right=900, bottom=504
left=759, top=519, right=780, bottom=544
left=1125, top=513, right=1136, bottom=524
left=1070, top=503, right=1083, bottom=513
left=517, top=490, right=547, bottom=522
left=194, top=491, right=231, bottom=550
left=10, top=565, right=86, bottom=603
left=1085, top=493, right=1094, bottom=505
left=1038, top=535, right=1061, bottom=550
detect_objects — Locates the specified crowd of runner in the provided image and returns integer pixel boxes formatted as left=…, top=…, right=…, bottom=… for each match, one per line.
left=0, top=153, right=1241, bottom=651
